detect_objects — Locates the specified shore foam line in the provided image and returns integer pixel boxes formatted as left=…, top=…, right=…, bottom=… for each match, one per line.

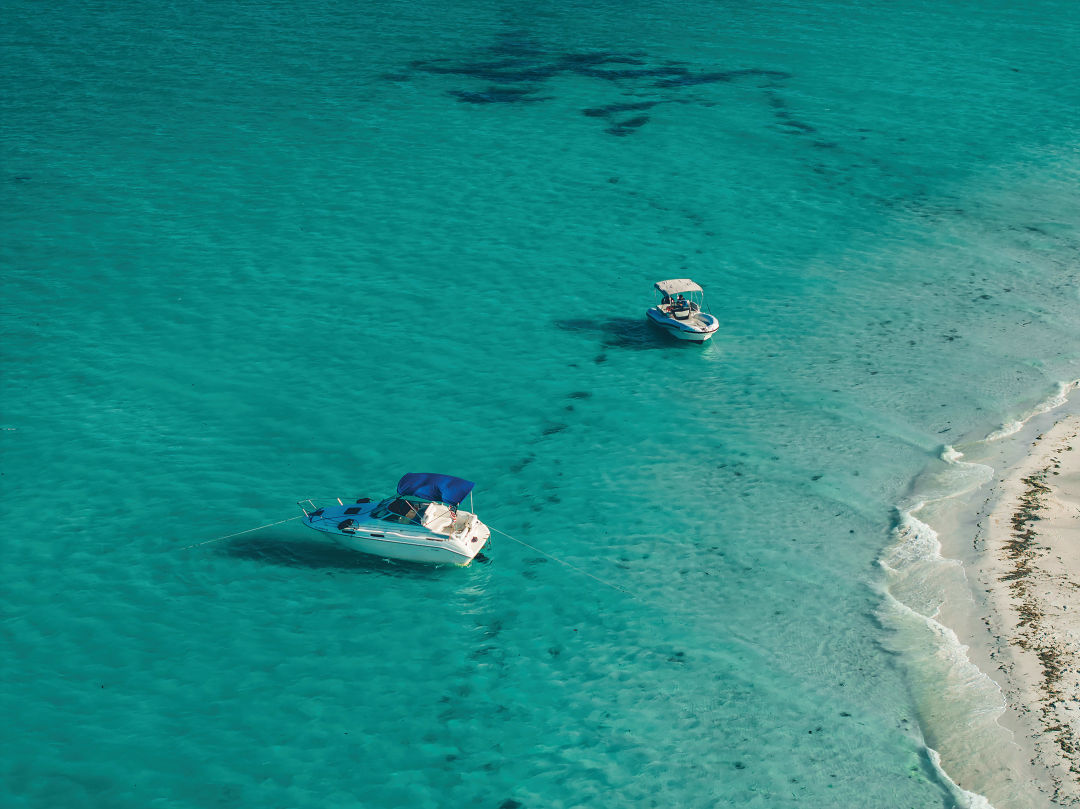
left=983, top=380, right=1079, bottom=444
left=880, top=380, right=1080, bottom=807
left=879, top=510, right=1017, bottom=808
left=927, top=748, right=1000, bottom=809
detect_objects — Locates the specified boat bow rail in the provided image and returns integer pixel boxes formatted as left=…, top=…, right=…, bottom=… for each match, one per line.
left=297, top=497, right=372, bottom=516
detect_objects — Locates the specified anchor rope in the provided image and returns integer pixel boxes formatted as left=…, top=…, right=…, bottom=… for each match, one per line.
left=177, top=515, right=303, bottom=551
left=489, top=525, right=639, bottom=599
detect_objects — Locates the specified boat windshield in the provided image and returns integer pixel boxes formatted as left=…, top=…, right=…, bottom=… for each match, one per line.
left=371, top=496, right=427, bottom=525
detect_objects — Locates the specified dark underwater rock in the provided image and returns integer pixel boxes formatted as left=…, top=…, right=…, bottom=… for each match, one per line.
left=449, top=86, right=551, bottom=104
left=655, top=67, right=791, bottom=87
left=582, top=100, right=659, bottom=118
left=606, top=115, right=650, bottom=136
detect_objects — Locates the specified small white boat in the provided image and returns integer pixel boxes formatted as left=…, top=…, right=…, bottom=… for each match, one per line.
left=645, top=278, right=719, bottom=343
left=298, top=473, right=491, bottom=566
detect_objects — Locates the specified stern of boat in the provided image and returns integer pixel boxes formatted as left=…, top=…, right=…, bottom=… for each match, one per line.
left=450, top=512, right=491, bottom=563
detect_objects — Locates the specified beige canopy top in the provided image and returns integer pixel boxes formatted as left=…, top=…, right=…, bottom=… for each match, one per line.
left=654, top=279, right=703, bottom=296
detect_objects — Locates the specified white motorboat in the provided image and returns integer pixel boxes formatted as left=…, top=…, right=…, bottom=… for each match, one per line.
left=298, top=473, right=491, bottom=566
left=645, top=278, right=719, bottom=343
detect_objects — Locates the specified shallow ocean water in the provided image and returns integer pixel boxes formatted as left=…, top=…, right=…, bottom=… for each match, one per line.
left=2, top=1, right=1079, bottom=807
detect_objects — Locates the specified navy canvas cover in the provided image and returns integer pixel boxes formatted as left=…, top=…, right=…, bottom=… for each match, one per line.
left=396, top=473, right=475, bottom=505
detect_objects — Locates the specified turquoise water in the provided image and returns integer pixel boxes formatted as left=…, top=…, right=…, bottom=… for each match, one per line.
left=3, top=1, right=1079, bottom=806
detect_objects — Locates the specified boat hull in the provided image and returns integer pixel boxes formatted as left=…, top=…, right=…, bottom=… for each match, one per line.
left=646, top=308, right=719, bottom=343
left=330, top=531, right=483, bottom=565
left=301, top=503, right=490, bottom=566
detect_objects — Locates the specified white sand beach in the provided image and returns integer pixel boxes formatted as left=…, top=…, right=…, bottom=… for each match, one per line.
left=973, top=414, right=1080, bottom=805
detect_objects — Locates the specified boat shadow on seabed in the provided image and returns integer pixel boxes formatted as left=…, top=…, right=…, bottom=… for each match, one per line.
left=222, top=535, right=491, bottom=577
left=554, top=316, right=705, bottom=349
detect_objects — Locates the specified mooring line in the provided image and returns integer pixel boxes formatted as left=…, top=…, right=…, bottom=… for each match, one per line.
left=177, top=515, right=302, bottom=551
left=489, top=525, right=639, bottom=599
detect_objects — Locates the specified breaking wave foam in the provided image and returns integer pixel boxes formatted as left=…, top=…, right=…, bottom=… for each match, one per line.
left=984, top=379, right=1079, bottom=442
left=926, top=748, right=999, bottom=809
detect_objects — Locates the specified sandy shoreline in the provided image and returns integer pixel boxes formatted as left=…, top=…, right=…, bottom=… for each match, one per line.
left=973, top=413, right=1080, bottom=805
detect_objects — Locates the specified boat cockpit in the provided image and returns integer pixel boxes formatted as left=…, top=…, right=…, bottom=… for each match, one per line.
left=370, top=496, right=460, bottom=535
left=660, top=293, right=701, bottom=319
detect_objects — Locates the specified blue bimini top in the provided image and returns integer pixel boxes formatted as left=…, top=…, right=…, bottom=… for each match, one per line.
left=396, top=473, right=475, bottom=506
